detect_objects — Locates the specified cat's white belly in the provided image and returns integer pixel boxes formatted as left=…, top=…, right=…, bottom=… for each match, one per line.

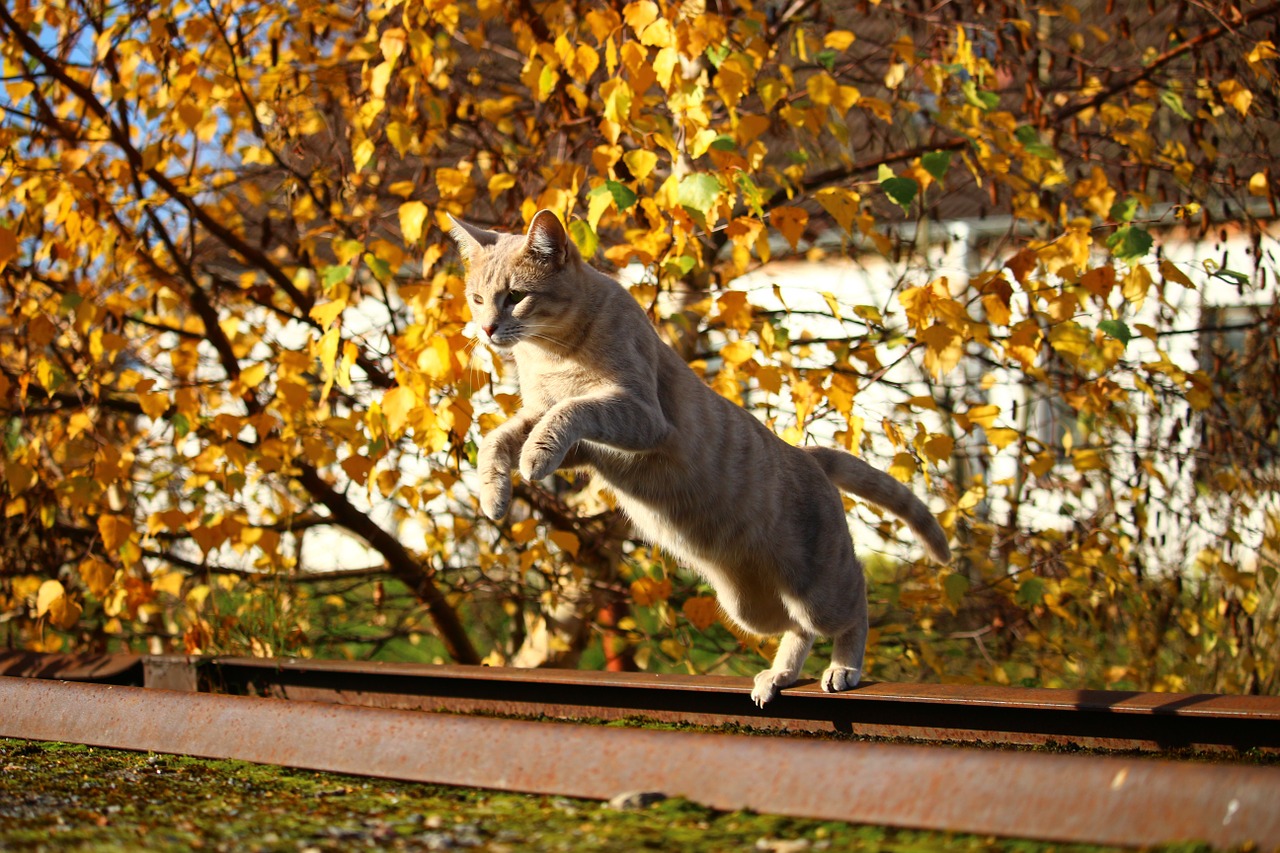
left=612, top=489, right=796, bottom=635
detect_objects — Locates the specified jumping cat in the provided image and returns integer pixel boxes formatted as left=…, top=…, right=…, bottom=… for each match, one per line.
left=449, top=209, right=951, bottom=707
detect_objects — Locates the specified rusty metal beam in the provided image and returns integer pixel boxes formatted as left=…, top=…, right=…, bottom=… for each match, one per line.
left=0, top=651, right=142, bottom=685
left=144, top=655, right=1280, bottom=754
left=2, top=676, right=1278, bottom=849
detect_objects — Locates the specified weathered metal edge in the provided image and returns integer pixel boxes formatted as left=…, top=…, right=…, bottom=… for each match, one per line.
left=3, top=677, right=1278, bottom=849
left=146, top=655, right=1280, bottom=754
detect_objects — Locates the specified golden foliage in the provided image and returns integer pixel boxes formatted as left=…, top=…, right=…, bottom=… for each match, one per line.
left=0, top=0, right=1277, bottom=692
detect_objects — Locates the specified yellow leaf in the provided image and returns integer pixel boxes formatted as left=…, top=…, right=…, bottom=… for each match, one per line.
left=682, top=595, right=719, bottom=630
left=386, top=121, right=414, bottom=157
left=1248, top=171, right=1270, bottom=197
left=510, top=517, right=539, bottom=545
left=889, top=452, right=917, bottom=483
left=239, top=361, right=268, bottom=390
left=824, top=30, right=855, bottom=51
left=623, top=149, right=658, bottom=182
left=548, top=529, right=580, bottom=557
left=630, top=575, right=672, bottom=606
left=353, top=138, right=375, bottom=172
left=720, top=339, right=756, bottom=366
left=418, top=334, right=454, bottom=381
left=138, top=390, right=169, bottom=420
left=1048, top=321, right=1090, bottom=358
left=640, top=17, right=673, bottom=48
left=815, top=187, right=859, bottom=233
left=310, top=297, right=347, bottom=329
left=36, top=579, right=66, bottom=619
left=78, top=558, right=117, bottom=598
left=965, top=404, right=1001, bottom=430
left=152, top=570, right=186, bottom=598
left=382, top=385, right=416, bottom=436
left=399, top=200, right=429, bottom=243
left=5, top=461, right=35, bottom=496
left=98, top=514, right=133, bottom=552
left=0, top=225, right=16, bottom=270
left=623, top=0, right=659, bottom=34
left=986, top=428, right=1020, bottom=450
left=771, top=205, right=808, bottom=250
left=1159, top=258, right=1195, bottom=289
left=806, top=72, right=838, bottom=106
left=370, top=60, right=393, bottom=99
left=1072, top=448, right=1105, bottom=471
left=488, top=173, right=517, bottom=200
left=1218, top=78, right=1252, bottom=116
left=922, top=434, right=954, bottom=463
left=341, top=453, right=375, bottom=485
left=380, top=27, right=406, bottom=64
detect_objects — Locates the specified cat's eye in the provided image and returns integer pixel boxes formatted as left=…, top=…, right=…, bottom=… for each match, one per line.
left=506, top=290, right=528, bottom=306
left=470, top=293, right=483, bottom=305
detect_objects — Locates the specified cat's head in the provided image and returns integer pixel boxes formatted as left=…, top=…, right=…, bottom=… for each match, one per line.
left=448, top=210, right=583, bottom=350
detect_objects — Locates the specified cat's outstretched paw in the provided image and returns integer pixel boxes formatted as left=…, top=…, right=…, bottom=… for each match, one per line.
left=820, top=665, right=862, bottom=694
left=750, top=669, right=795, bottom=708
left=519, top=442, right=564, bottom=482
left=479, top=479, right=512, bottom=521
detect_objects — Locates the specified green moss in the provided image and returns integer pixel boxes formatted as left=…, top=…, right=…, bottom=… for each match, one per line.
left=0, top=739, right=1207, bottom=852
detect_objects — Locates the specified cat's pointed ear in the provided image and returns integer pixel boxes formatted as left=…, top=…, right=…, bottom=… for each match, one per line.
left=524, top=209, right=572, bottom=267
left=447, top=214, right=499, bottom=262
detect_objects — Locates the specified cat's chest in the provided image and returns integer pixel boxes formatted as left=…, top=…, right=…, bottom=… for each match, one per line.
left=515, top=354, right=612, bottom=409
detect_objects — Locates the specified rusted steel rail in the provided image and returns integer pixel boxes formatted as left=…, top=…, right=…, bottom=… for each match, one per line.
left=3, top=676, right=1279, bottom=849
left=138, top=654, right=1280, bottom=755
left=4, top=650, right=1280, bottom=754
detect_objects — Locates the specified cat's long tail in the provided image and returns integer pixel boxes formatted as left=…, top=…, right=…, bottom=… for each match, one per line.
left=804, top=447, right=952, bottom=563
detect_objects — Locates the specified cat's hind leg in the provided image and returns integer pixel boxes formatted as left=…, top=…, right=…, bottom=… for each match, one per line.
left=821, top=615, right=868, bottom=694
left=750, top=629, right=815, bottom=708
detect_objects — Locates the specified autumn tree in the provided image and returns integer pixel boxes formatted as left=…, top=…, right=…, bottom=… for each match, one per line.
left=1, top=0, right=1277, bottom=691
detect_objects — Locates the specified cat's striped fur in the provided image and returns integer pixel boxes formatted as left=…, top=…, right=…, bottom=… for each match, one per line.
left=451, top=210, right=950, bottom=706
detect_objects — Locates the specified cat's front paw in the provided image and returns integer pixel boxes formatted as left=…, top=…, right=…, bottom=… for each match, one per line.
left=479, top=477, right=512, bottom=521
left=820, top=665, right=862, bottom=694
left=750, top=669, right=794, bottom=708
left=518, top=440, right=564, bottom=482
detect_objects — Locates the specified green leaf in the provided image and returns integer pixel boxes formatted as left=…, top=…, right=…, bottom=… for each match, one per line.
left=1209, top=267, right=1250, bottom=287
left=962, top=80, right=999, bottom=111
left=677, top=173, right=723, bottom=223
left=1016, top=576, right=1046, bottom=607
left=664, top=255, right=696, bottom=276
left=816, top=49, right=837, bottom=72
left=1161, top=89, right=1192, bottom=120
left=1106, top=225, right=1152, bottom=261
left=1014, top=125, right=1056, bottom=159
left=568, top=220, right=598, bottom=258
left=943, top=572, right=970, bottom=608
left=1109, top=197, right=1138, bottom=223
left=709, top=134, right=736, bottom=152
left=881, top=176, right=918, bottom=211
left=172, top=412, right=191, bottom=438
left=605, top=179, right=637, bottom=211
left=364, top=254, right=392, bottom=282
left=321, top=265, right=351, bottom=288
left=704, top=43, right=730, bottom=69
left=921, top=150, right=952, bottom=181
left=1098, top=319, right=1133, bottom=347
left=733, top=172, right=765, bottom=217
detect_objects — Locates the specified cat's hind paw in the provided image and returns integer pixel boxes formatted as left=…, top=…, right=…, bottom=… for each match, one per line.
left=820, top=665, right=862, bottom=694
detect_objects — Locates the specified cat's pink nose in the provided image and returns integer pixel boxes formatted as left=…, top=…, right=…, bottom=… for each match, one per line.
left=481, top=323, right=498, bottom=338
